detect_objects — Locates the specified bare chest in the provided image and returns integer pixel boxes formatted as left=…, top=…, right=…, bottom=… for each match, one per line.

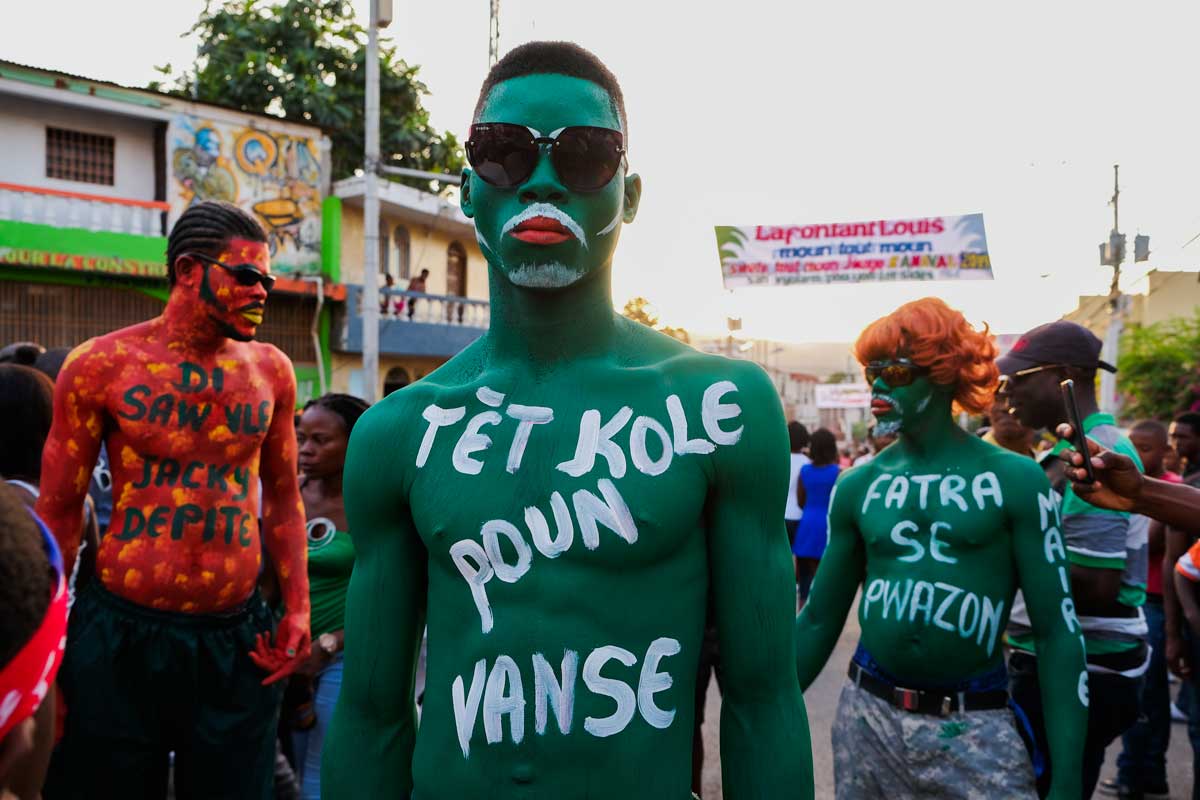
left=856, top=468, right=1011, bottom=564
left=107, top=356, right=276, bottom=466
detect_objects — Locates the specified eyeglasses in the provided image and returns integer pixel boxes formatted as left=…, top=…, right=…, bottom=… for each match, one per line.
left=466, top=123, right=626, bottom=192
left=187, top=252, right=276, bottom=291
left=996, top=364, right=1066, bottom=394
left=864, top=359, right=930, bottom=388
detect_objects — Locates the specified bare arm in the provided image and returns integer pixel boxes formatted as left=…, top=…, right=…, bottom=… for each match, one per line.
left=35, top=343, right=105, bottom=571
left=795, top=470, right=807, bottom=511
left=1165, top=526, right=1194, bottom=677
left=1007, top=458, right=1087, bottom=800
left=708, top=366, right=813, bottom=798
left=1176, top=570, right=1200, bottom=637
left=1059, top=424, right=1200, bottom=533
left=322, top=404, right=427, bottom=798
left=253, top=351, right=311, bottom=680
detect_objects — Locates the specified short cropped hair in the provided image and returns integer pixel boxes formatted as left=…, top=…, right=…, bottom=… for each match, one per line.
left=854, top=297, right=999, bottom=416
left=0, top=365, right=55, bottom=483
left=166, top=201, right=267, bottom=287
left=473, top=41, right=627, bottom=139
left=1131, top=419, right=1168, bottom=444
left=787, top=421, right=810, bottom=453
left=1173, top=412, right=1200, bottom=435
left=0, top=482, right=51, bottom=666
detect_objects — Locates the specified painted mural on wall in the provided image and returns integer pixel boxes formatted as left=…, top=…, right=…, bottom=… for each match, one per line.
left=168, top=114, right=323, bottom=274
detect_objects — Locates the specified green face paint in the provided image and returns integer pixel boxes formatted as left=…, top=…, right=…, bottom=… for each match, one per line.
left=869, top=373, right=942, bottom=438
left=323, top=66, right=812, bottom=800
left=462, top=74, right=634, bottom=290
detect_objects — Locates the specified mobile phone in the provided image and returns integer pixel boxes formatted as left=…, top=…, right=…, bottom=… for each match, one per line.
left=1059, top=379, right=1096, bottom=483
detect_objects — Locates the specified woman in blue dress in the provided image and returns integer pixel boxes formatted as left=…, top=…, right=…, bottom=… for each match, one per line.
left=793, top=427, right=840, bottom=608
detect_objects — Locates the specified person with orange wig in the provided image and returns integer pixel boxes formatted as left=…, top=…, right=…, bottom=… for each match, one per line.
left=796, top=298, right=1087, bottom=800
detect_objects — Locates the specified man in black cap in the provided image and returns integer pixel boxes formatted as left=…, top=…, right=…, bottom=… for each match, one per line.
left=998, top=319, right=1150, bottom=798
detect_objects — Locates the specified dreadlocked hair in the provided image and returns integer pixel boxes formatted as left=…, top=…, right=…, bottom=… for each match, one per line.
left=303, top=393, right=371, bottom=436
left=0, top=482, right=52, bottom=667
left=166, top=201, right=267, bottom=286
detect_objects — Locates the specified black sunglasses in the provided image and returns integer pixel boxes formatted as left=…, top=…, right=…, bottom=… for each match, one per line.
left=466, top=123, right=626, bottom=192
left=188, top=252, right=276, bottom=291
left=864, top=359, right=930, bottom=388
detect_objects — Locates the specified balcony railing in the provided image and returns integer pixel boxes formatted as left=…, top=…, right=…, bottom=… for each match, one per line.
left=379, top=287, right=490, bottom=328
left=0, top=181, right=168, bottom=236
left=338, top=285, right=489, bottom=358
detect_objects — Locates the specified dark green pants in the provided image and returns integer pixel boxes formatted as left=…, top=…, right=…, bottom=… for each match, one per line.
left=44, top=583, right=284, bottom=800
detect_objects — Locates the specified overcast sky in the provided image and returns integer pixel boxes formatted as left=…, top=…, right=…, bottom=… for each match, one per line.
left=4, top=1, right=1198, bottom=342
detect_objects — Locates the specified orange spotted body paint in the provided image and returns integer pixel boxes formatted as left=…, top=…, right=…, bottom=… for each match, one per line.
left=37, top=239, right=309, bottom=617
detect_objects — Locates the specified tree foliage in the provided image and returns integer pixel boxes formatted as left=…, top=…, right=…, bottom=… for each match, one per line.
left=151, top=0, right=463, bottom=188
left=1117, top=314, right=1200, bottom=420
left=621, top=297, right=690, bottom=343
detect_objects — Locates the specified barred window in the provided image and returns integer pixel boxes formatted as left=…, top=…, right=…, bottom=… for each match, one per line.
left=45, top=127, right=115, bottom=185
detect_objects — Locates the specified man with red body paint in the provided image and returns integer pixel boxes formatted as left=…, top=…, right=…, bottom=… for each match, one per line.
left=36, top=201, right=310, bottom=800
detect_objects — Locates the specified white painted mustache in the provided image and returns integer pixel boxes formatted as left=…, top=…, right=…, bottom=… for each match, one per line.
left=501, top=203, right=588, bottom=250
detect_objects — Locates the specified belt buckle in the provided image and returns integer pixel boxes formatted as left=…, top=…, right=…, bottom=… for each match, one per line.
left=893, top=687, right=921, bottom=712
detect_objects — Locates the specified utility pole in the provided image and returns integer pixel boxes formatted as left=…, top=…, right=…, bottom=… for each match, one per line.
left=489, top=0, right=501, bottom=66
left=1098, top=164, right=1127, bottom=414
left=362, top=0, right=391, bottom=403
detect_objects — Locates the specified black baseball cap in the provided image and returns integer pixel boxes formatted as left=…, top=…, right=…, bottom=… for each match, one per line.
left=996, top=320, right=1117, bottom=375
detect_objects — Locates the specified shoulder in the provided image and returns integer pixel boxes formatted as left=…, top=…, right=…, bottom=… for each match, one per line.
left=1091, top=424, right=1144, bottom=471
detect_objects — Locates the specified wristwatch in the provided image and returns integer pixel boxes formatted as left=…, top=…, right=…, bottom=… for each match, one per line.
left=318, top=633, right=339, bottom=656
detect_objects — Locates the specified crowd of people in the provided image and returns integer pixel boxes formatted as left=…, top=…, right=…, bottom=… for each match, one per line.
left=6, top=38, right=1200, bottom=800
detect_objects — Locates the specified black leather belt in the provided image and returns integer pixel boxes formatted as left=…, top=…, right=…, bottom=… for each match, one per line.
left=847, top=662, right=1010, bottom=717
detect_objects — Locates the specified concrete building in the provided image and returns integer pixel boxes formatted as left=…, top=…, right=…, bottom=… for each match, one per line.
left=0, top=59, right=339, bottom=405
left=1063, top=269, right=1199, bottom=338
left=331, top=176, right=488, bottom=399
left=0, top=60, right=490, bottom=405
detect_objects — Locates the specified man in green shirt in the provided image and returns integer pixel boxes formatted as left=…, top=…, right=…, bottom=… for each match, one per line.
left=999, top=319, right=1149, bottom=798
left=322, top=41, right=812, bottom=799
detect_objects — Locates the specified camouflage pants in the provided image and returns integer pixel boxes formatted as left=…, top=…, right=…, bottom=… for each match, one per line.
left=831, top=681, right=1037, bottom=800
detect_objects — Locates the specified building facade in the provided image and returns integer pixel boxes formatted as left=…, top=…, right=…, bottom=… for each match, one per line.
left=0, top=59, right=345, bottom=406
left=330, top=175, right=489, bottom=399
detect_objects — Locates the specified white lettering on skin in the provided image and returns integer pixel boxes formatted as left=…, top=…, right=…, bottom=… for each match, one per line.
left=860, top=472, right=1004, bottom=515
left=452, top=638, right=681, bottom=757
left=453, top=479, right=640, bottom=633
left=433, top=382, right=748, bottom=636
left=417, top=381, right=737, bottom=477
left=1037, top=489, right=1087, bottom=707
left=861, top=577, right=1007, bottom=657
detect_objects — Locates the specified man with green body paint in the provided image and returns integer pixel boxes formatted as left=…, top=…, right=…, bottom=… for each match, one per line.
left=795, top=298, right=1087, bottom=800
left=322, top=42, right=812, bottom=799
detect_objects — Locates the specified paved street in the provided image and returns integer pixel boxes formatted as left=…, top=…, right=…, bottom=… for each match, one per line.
left=697, top=594, right=1194, bottom=799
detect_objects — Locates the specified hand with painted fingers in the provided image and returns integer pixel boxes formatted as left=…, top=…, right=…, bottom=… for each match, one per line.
left=249, top=613, right=311, bottom=685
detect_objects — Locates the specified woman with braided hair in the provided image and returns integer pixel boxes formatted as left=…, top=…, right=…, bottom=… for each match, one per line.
left=289, top=393, right=369, bottom=799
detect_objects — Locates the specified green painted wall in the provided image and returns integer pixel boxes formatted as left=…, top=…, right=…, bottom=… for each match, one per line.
left=321, top=196, right=342, bottom=284
left=0, top=219, right=167, bottom=277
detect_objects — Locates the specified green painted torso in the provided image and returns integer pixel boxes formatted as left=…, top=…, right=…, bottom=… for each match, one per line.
left=393, top=323, right=749, bottom=798
left=848, top=436, right=1026, bottom=683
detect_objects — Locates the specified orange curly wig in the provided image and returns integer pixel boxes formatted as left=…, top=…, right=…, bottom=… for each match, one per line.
left=854, top=297, right=999, bottom=415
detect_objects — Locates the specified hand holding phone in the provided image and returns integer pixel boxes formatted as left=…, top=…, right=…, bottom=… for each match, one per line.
left=1060, top=379, right=1096, bottom=483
